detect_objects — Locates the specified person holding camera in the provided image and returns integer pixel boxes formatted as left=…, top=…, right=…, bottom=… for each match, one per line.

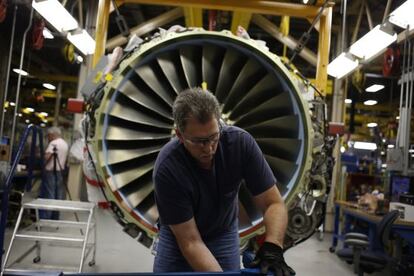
left=39, top=126, right=68, bottom=219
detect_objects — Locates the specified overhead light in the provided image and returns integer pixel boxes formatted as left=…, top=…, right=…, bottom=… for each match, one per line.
left=43, top=28, right=54, bottom=39
left=40, top=123, right=46, bottom=127
left=43, top=83, right=56, bottom=90
left=396, top=116, right=400, bottom=120
left=381, top=151, right=385, bottom=155
left=340, top=146, right=346, bottom=153
left=32, top=0, right=78, bottom=32
left=25, top=119, right=30, bottom=124
left=354, top=141, right=377, bottom=151
left=364, top=100, right=377, bottom=106
left=42, top=119, right=48, bottom=123
left=13, top=68, right=28, bottom=76
left=67, top=29, right=96, bottom=55
left=327, top=52, right=359, bottom=79
left=409, top=149, right=414, bottom=153
left=388, top=144, right=395, bottom=149
left=17, top=113, right=22, bottom=117
left=40, top=112, right=48, bottom=117
left=9, top=102, right=15, bottom=107
left=382, top=138, right=386, bottom=143
left=367, top=122, right=378, bottom=127
left=366, top=84, right=384, bottom=92
left=345, top=99, right=352, bottom=104
left=388, top=0, right=414, bottom=31
left=349, top=23, right=397, bottom=61
left=382, top=164, right=387, bottom=168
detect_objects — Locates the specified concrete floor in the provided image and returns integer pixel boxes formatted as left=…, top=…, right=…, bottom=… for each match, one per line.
left=3, top=206, right=389, bottom=275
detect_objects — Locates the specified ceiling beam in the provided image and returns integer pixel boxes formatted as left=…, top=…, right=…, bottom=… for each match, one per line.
left=124, top=0, right=324, bottom=18
left=106, top=7, right=183, bottom=50
left=251, top=14, right=317, bottom=66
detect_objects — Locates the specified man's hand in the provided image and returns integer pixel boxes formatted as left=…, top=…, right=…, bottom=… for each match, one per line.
left=245, top=242, right=295, bottom=276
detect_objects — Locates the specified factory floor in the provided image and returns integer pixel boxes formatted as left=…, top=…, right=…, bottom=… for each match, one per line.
left=3, top=207, right=388, bottom=275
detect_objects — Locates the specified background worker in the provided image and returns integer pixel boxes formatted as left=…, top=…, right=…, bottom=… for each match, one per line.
left=39, top=126, right=68, bottom=220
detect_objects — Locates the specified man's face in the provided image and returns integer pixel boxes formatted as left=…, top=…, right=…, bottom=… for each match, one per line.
left=176, top=115, right=220, bottom=169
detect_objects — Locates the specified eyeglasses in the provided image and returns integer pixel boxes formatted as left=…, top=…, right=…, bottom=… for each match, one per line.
left=182, top=129, right=221, bottom=147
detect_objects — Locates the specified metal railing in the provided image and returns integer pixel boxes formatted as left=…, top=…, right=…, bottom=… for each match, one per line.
left=0, top=124, right=45, bottom=269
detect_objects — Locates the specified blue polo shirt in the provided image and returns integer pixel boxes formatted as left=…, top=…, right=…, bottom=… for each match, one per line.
left=153, top=125, right=276, bottom=272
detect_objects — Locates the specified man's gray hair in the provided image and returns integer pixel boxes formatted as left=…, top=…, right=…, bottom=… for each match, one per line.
left=47, top=126, right=62, bottom=136
left=173, top=87, right=221, bottom=132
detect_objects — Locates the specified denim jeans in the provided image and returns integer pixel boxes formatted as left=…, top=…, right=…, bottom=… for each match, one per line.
left=39, top=170, right=65, bottom=220
left=153, top=226, right=240, bottom=272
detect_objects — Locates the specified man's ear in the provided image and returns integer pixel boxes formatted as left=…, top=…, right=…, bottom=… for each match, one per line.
left=175, top=128, right=184, bottom=143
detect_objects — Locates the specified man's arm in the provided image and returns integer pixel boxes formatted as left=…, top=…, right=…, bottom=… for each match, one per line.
left=253, top=185, right=287, bottom=247
left=169, top=218, right=223, bottom=272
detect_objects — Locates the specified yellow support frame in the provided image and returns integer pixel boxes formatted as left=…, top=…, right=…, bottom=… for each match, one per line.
left=183, top=7, right=203, bottom=27
left=93, top=1, right=333, bottom=93
left=231, top=11, right=252, bottom=34
left=93, top=0, right=111, bottom=68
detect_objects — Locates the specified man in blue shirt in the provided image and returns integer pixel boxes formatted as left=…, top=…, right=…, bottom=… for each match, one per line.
left=153, top=87, right=295, bottom=275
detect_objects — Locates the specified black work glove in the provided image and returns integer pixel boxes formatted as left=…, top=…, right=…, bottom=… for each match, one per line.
left=245, top=242, right=296, bottom=276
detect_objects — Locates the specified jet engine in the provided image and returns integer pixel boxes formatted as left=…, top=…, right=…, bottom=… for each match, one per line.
left=82, top=28, right=332, bottom=250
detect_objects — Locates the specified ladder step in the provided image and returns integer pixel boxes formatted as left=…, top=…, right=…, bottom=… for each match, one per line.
left=4, top=264, right=78, bottom=274
left=36, top=219, right=95, bottom=229
left=15, top=231, right=85, bottom=243
left=23, top=199, right=95, bottom=212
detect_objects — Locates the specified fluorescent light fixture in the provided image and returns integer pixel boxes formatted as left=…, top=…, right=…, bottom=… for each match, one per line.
left=367, top=122, right=378, bottom=127
left=43, top=83, right=56, bottom=90
left=67, top=29, right=96, bottom=55
left=24, top=107, right=35, bottom=113
left=13, top=68, right=28, bottom=76
left=388, top=0, right=414, bottom=31
left=9, top=102, right=15, bottom=106
left=43, top=28, right=54, bottom=39
left=382, top=164, right=387, bottom=168
left=40, top=112, right=48, bottom=117
left=364, top=100, right=377, bottom=106
left=345, top=99, right=352, bottom=104
left=340, top=146, right=346, bottom=153
left=350, top=23, right=397, bottom=61
left=381, top=151, right=385, bottom=155
left=396, top=116, right=400, bottom=120
left=354, top=141, right=377, bottom=151
left=32, top=0, right=78, bottom=32
left=409, top=149, right=414, bottom=153
left=388, top=144, right=395, bottom=149
left=366, top=84, right=384, bottom=92
left=328, top=52, right=359, bottom=79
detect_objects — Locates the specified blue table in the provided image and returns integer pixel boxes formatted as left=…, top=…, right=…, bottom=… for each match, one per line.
left=331, top=201, right=414, bottom=253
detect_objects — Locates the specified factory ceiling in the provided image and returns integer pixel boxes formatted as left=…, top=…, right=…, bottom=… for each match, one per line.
left=0, top=0, right=411, bottom=141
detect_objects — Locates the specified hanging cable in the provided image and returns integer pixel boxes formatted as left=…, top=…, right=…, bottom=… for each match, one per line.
left=111, top=0, right=130, bottom=37
left=288, top=0, right=330, bottom=64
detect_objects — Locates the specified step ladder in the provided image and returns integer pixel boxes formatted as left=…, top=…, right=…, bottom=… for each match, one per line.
left=1, top=198, right=97, bottom=275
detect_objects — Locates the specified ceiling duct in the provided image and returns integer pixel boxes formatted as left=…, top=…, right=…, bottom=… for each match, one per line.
left=86, top=29, right=325, bottom=250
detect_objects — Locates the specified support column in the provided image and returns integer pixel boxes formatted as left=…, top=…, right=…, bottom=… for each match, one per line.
left=93, top=0, right=110, bottom=68
left=315, top=7, right=332, bottom=96
left=67, top=0, right=99, bottom=201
